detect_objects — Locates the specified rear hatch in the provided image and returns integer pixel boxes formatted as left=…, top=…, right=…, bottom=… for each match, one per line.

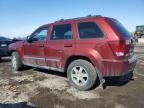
left=106, top=18, right=135, bottom=60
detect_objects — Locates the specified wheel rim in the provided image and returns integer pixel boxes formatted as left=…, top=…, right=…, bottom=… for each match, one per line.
left=71, top=66, right=89, bottom=86
left=12, top=55, right=17, bottom=69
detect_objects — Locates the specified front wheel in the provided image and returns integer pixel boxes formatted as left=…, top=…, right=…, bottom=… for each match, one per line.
left=67, top=59, right=97, bottom=91
left=11, top=52, right=23, bottom=71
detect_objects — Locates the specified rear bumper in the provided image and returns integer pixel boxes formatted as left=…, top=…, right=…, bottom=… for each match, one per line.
left=100, top=55, right=137, bottom=77
left=0, top=47, right=10, bottom=57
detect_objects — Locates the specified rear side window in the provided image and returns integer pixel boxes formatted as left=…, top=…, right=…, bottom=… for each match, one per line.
left=78, top=22, right=104, bottom=39
left=108, top=19, right=132, bottom=39
left=51, top=24, right=72, bottom=40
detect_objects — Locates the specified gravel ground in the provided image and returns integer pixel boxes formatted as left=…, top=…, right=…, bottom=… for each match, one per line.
left=0, top=47, right=144, bottom=108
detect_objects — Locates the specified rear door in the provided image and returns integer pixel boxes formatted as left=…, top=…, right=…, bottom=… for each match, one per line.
left=45, top=23, right=75, bottom=71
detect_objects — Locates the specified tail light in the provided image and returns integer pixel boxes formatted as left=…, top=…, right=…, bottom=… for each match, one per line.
left=109, top=40, right=131, bottom=59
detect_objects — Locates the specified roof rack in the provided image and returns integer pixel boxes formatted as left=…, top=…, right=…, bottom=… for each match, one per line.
left=55, top=15, right=102, bottom=22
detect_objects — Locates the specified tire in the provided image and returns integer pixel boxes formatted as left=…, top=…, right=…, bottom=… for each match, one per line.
left=11, top=52, right=23, bottom=71
left=67, top=59, right=97, bottom=91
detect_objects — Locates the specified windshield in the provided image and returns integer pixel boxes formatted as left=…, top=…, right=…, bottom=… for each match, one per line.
left=107, top=19, right=132, bottom=39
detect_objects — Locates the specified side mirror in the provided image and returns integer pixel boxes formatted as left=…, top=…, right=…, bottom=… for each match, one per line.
left=26, top=36, right=32, bottom=43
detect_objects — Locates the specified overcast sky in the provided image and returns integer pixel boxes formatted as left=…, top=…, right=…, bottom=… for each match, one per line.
left=0, top=0, right=144, bottom=38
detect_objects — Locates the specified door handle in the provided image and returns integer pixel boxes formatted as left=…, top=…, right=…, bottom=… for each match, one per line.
left=64, top=44, right=72, bottom=47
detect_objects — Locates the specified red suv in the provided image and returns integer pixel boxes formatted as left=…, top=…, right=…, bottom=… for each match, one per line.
left=9, top=15, right=137, bottom=90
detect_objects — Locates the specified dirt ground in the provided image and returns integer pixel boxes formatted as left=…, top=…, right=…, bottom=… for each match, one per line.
left=0, top=47, right=144, bottom=108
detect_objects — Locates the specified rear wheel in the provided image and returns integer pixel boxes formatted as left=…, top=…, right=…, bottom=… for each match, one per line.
left=11, top=52, right=23, bottom=71
left=67, top=59, right=97, bottom=91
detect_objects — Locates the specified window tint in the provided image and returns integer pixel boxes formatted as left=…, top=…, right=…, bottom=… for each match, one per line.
left=32, top=27, right=48, bottom=41
left=78, top=22, right=103, bottom=39
left=108, top=19, right=132, bottom=39
left=51, top=24, right=72, bottom=40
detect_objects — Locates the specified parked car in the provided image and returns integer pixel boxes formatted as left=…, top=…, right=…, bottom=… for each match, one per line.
left=0, top=36, right=23, bottom=60
left=9, top=15, right=137, bottom=90
left=0, top=36, right=13, bottom=59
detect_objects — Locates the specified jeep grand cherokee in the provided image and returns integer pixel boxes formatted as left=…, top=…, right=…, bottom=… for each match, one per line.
left=9, top=15, right=137, bottom=90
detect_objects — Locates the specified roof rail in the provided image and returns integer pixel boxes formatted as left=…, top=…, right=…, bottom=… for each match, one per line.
left=55, top=15, right=102, bottom=22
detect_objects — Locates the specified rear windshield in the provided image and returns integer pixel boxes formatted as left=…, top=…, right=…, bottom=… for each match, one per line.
left=108, top=19, right=132, bottom=39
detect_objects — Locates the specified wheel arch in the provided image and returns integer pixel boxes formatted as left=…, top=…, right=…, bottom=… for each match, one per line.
left=64, top=55, right=93, bottom=72
left=64, top=54, right=105, bottom=85
left=10, top=49, right=23, bottom=61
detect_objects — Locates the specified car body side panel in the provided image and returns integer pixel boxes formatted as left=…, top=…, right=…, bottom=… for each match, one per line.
left=22, top=41, right=36, bottom=65
left=9, top=41, right=24, bottom=61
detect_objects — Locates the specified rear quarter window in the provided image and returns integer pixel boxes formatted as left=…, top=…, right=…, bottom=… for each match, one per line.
left=107, top=19, right=132, bottom=39
left=78, top=22, right=104, bottom=39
